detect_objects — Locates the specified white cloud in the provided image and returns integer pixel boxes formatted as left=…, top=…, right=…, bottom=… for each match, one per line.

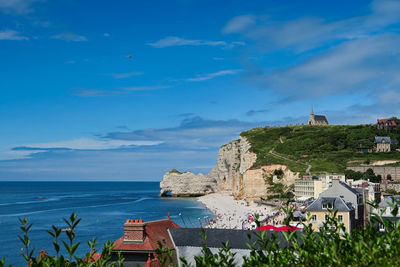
left=226, top=0, right=400, bottom=53
left=73, top=89, right=125, bottom=97
left=147, top=36, right=244, bottom=48
left=257, top=35, right=400, bottom=98
left=0, top=0, right=41, bottom=14
left=222, top=15, right=255, bottom=34
left=103, top=33, right=110, bottom=37
left=19, top=138, right=163, bottom=151
left=0, top=30, right=28, bottom=40
left=121, top=85, right=170, bottom=91
left=378, top=90, right=400, bottom=104
left=186, top=69, right=242, bottom=82
left=110, top=72, right=143, bottom=79
left=51, top=32, right=87, bottom=42
left=148, top=36, right=226, bottom=48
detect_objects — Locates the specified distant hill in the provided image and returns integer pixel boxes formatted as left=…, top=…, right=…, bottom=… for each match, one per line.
left=240, top=124, right=400, bottom=175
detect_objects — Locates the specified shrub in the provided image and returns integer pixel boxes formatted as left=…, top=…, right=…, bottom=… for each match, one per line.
left=156, top=201, right=400, bottom=266
left=4, top=203, right=400, bottom=267
left=2, top=214, right=124, bottom=267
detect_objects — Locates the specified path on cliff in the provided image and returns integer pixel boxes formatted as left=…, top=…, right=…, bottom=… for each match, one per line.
left=306, top=162, right=311, bottom=174
left=270, top=138, right=311, bottom=174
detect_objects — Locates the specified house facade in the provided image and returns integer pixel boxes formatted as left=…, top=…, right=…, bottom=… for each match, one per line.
left=294, top=177, right=323, bottom=199
left=295, top=174, right=346, bottom=199
left=319, top=180, right=364, bottom=228
left=306, top=197, right=355, bottom=233
left=318, top=173, right=346, bottom=190
left=377, top=118, right=397, bottom=131
left=375, top=136, right=391, bottom=152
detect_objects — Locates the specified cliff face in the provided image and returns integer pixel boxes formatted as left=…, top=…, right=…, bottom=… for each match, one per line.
left=159, top=136, right=299, bottom=200
left=159, top=171, right=217, bottom=197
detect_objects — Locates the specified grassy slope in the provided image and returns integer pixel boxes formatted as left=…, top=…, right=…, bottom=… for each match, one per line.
left=240, top=124, right=400, bottom=175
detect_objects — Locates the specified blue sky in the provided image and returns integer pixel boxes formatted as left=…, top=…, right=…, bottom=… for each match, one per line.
left=1, top=0, right=400, bottom=181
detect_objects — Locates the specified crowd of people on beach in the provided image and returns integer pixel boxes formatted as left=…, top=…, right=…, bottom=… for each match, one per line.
left=197, top=193, right=287, bottom=230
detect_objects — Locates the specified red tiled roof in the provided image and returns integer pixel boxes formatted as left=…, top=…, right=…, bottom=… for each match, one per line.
left=377, top=118, right=397, bottom=126
left=113, top=219, right=181, bottom=252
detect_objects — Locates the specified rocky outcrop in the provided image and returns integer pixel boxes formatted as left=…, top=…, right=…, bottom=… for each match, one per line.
left=159, top=171, right=217, bottom=197
left=159, top=136, right=299, bottom=200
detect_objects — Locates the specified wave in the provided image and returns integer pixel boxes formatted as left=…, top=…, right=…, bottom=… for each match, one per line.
left=0, top=197, right=152, bottom=218
left=0, top=197, right=60, bottom=207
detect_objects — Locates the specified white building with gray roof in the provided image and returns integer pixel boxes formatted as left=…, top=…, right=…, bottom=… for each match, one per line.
left=319, top=180, right=365, bottom=228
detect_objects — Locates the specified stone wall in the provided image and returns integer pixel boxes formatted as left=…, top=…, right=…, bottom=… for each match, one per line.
left=384, top=183, right=400, bottom=192
left=347, top=166, right=400, bottom=181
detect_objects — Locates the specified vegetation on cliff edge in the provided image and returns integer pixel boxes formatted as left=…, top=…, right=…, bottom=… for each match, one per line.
left=240, top=124, right=400, bottom=175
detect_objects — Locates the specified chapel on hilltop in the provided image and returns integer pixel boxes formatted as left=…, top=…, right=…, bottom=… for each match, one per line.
left=308, top=107, right=329, bottom=126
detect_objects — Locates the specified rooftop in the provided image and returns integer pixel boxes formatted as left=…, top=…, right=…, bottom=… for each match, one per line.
left=168, top=228, right=302, bottom=249
left=113, top=218, right=180, bottom=252
left=314, top=115, right=329, bottom=123
left=375, top=136, right=391, bottom=143
left=377, top=118, right=397, bottom=126
left=306, top=197, right=354, bottom=212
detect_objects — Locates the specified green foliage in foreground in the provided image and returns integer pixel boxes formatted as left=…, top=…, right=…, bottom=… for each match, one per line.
left=2, top=203, right=400, bottom=267
left=156, top=202, right=400, bottom=267
left=240, top=124, right=400, bottom=174
left=0, top=213, right=124, bottom=267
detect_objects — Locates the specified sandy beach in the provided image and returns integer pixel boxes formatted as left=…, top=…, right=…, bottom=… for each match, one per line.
left=198, top=193, right=285, bottom=229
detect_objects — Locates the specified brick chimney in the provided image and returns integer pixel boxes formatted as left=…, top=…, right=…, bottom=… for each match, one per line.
left=123, top=218, right=145, bottom=243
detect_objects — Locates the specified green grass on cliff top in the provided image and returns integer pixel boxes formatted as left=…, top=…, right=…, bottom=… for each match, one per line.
left=240, top=124, right=400, bottom=175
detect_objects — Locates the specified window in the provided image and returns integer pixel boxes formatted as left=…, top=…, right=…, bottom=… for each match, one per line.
left=311, top=215, right=317, bottom=222
left=338, top=215, right=343, bottom=222
left=325, top=214, right=329, bottom=221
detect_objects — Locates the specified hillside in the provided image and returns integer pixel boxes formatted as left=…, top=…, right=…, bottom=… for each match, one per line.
left=240, top=124, right=400, bottom=175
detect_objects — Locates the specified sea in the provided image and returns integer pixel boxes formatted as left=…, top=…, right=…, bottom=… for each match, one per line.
left=0, top=182, right=213, bottom=266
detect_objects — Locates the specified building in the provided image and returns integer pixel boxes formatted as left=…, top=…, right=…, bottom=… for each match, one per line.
left=111, top=216, right=180, bottom=267
left=308, top=107, right=329, bottom=126
left=306, top=197, right=355, bottom=233
left=294, top=177, right=323, bottom=199
left=347, top=179, right=381, bottom=204
left=295, top=174, right=346, bottom=199
left=168, top=228, right=301, bottom=266
left=377, top=118, right=397, bottom=131
left=319, top=180, right=364, bottom=228
left=318, top=174, right=346, bottom=190
left=375, top=136, right=391, bottom=152
left=373, top=196, right=400, bottom=231
left=358, top=144, right=373, bottom=153
left=376, top=196, right=400, bottom=217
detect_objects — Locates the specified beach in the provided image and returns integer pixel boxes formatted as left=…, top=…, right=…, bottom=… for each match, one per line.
left=198, top=193, right=285, bottom=229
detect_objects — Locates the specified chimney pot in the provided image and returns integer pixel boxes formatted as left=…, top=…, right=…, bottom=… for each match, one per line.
left=123, top=218, right=145, bottom=243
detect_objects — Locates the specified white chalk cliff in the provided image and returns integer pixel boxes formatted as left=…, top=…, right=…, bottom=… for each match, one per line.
left=159, top=136, right=299, bottom=200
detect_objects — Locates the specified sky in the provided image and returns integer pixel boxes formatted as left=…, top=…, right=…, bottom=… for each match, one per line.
left=1, top=0, right=400, bottom=181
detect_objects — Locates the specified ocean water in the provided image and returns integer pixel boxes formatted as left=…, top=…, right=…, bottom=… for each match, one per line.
left=0, top=182, right=212, bottom=266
